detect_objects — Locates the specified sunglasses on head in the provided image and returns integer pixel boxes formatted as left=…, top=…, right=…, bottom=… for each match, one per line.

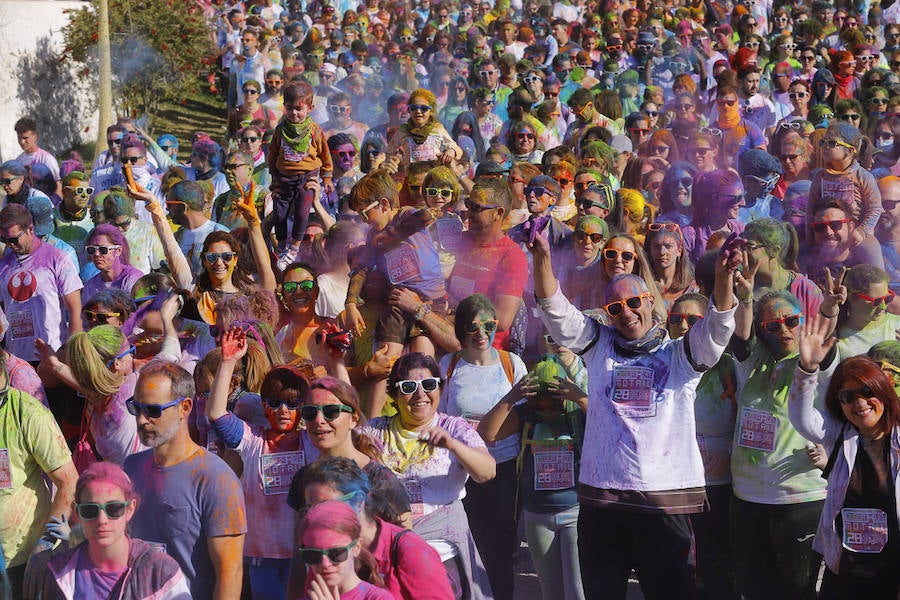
left=282, top=280, right=316, bottom=294
left=603, top=293, right=651, bottom=317
left=396, top=377, right=441, bottom=395
left=84, top=309, right=121, bottom=324
left=667, top=313, right=702, bottom=326
left=86, top=245, right=120, bottom=256
left=603, top=248, right=635, bottom=261
left=299, top=541, right=357, bottom=565
left=854, top=290, right=896, bottom=307
left=838, top=385, right=875, bottom=405
left=126, top=397, right=187, bottom=419
left=648, top=222, right=681, bottom=233
left=76, top=501, right=129, bottom=520
left=204, top=251, right=236, bottom=264
left=761, top=314, right=804, bottom=332
left=811, top=219, right=851, bottom=233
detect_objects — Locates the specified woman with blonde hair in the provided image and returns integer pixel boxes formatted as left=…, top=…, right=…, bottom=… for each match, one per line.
left=617, top=188, right=654, bottom=243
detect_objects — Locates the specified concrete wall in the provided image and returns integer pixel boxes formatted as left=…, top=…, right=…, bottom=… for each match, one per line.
left=0, top=1, right=96, bottom=162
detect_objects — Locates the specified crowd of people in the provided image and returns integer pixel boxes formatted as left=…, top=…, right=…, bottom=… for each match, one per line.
left=5, top=0, right=900, bottom=598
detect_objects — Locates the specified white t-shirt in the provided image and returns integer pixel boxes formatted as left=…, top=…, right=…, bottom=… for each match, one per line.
left=17, top=148, right=59, bottom=180
left=176, top=220, right=230, bottom=275
left=315, top=271, right=349, bottom=320
left=439, top=352, right=527, bottom=463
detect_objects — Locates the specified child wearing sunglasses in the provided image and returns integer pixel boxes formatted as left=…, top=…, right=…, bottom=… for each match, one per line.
left=297, top=500, right=393, bottom=599
left=809, top=121, right=885, bottom=268
left=34, top=462, right=191, bottom=599
left=208, top=328, right=318, bottom=600
left=836, top=265, right=900, bottom=360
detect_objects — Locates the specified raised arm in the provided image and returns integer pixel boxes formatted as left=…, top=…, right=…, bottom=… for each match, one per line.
left=789, top=314, right=839, bottom=445
left=130, top=188, right=193, bottom=290
left=207, top=328, right=248, bottom=422
left=234, top=183, right=276, bottom=291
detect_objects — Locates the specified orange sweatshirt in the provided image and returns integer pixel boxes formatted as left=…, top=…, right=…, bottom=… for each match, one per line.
left=267, top=121, right=333, bottom=179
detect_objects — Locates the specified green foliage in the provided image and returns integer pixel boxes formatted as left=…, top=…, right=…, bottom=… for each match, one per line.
left=62, top=0, right=215, bottom=118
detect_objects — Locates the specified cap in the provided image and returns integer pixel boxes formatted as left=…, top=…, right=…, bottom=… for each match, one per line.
left=319, top=62, right=338, bottom=75
left=26, top=194, right=54, bottom=237
left=474, top=160, right=509, bottom=177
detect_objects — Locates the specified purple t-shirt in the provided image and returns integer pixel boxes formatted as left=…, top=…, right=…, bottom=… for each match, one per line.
left=0, top=240, right=84, bottom=360
left=74, top=546, right=126, bottom=599
left=82, top=264, right=144, bottom=304
left=124, top=447, right=247, bottom=600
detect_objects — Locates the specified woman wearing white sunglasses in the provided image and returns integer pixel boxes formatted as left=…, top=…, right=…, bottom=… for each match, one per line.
left=363, top=352, right=496, bottom=600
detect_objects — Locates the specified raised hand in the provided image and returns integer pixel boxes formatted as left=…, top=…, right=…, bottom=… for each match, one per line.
left=798, top=313, right=836, bottom=372
left=221, top=326, right=248, bottom=363
left=821, top=267, right=848, bottom=317
left=235, top=181, right=260, bottom=226
left=734, top=252, right=759, bottom=302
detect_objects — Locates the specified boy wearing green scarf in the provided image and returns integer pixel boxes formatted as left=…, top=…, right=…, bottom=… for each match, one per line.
left=268, top=80, right=333, bottom=268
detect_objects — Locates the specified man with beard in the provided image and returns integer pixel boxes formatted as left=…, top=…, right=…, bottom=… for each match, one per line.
left=124, top=361, right=246, bottom=600
left=877, top=176, right=900, bottom=294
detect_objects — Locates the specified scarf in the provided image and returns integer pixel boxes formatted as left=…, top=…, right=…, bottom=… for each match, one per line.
left=279, top=116, right=313, bottom=154
left=612, top=322, right=667, bottom=358
left=400, top=118, right=437, bottom=145
left=717, top=102, right=741, bottom=129
left=384, top=414, right=436, bottom=473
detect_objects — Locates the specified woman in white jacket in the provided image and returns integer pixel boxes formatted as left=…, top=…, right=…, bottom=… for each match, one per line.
left=789, top=315, right=900, bottom=599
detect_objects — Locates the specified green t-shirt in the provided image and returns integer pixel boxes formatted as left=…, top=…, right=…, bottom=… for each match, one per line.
left=731, top=340, right=827, bottom=504
left=0, top=389, right=71, bottom=567
left=838, top=313, right=900, bottom=360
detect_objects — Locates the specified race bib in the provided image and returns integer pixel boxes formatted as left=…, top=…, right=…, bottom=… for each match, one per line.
left=436, top=215, right=464, bottom=252
left=403, top=477, right=425, bottom=516
left=0, top=449, right=12, bottom=489
left=385, top=242, right=421, bottom=285
left=612, top=366, right=656, bottom=418
left=409, top=137, right=438, bottom=162
left=737, top=407, right=777, bottom=452
left=820, top=177, right=855, bottom=209
left=842, top=508, right=888, bottom=554
left=533, top=450, right=575, bottom=491
left=9, top=309, right=35, bottom=340
left=260, top=451, right=306, bottom=495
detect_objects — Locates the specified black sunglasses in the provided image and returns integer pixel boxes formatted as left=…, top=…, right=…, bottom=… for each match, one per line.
left=266, top=397, right=302, bottom=410
left=667, top=313, right=702, bottom=326
left=838, top=385, right=874, bottom=405
left=299, top=541, right=356, bottom=565
left=299, top=403, right=354, bottom=421
left=76, top=501, right=129, bottom=520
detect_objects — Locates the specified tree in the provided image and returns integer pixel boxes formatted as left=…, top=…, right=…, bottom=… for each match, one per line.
left=61, top=0, right=215, bottom=120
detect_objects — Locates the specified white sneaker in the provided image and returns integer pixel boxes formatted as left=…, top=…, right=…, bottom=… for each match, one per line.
left=276, top=246, right=299, bottom=271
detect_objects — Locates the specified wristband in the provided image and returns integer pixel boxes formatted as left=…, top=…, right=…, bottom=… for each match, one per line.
left=819, top=306, right=838, bottom=319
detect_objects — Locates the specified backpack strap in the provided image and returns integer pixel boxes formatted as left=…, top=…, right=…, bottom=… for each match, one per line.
left=821, top=422, right=848, bottom=481
left=498, top=350, right=514, bottom=385
left=390, top=528, right=412, bottom=567
left=446, top=351, right=461, bottom=381
left=446, top=350, right=513, bottom=385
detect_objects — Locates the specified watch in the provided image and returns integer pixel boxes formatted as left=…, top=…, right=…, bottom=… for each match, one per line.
left=414, top=303, right=432, bottom=322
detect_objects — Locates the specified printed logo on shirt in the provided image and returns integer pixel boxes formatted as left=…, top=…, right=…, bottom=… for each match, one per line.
left=7, top=271, right=37, bottom=302
left=385, top=242, right=422, bottom=285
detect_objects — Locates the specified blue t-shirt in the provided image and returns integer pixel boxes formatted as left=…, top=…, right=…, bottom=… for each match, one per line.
left=124, top=447, right=247, bottom=600
left=74, top=545, right=126, bottom=599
